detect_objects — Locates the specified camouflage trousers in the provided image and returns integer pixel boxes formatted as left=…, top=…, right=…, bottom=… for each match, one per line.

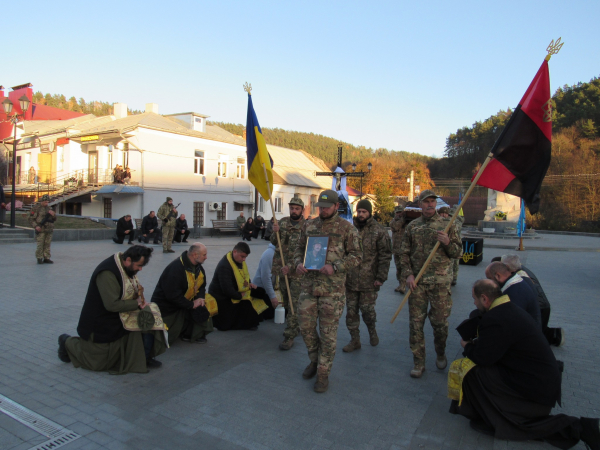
left=452, top=259, right=459, bottom=284
left=298, top=292, right=345, bottom=377
left=345, top=289, right=378, bottom=338
left=35, top=231, right=53, bottom=259
left=408, top=283, right=452, bottom=366
left=162, top=226, right=174, bottom=251
left=281, top=277, right=301, bottom=340
left=393, top=254, right=406, bottom=290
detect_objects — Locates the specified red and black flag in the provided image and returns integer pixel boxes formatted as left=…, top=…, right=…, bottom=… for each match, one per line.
left=475, top=59, right=552, bottom=213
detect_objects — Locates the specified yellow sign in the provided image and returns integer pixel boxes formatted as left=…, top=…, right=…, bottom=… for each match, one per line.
left=81, top=135, right=99, bottom=142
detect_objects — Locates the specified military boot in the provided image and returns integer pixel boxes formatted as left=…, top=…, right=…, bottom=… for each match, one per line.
left=410, top=363, right=426, bottom=378
left=302, top=361, right=317, bottom=379
left=342, top=332, right=361, bottom=353
left=314, top=375, right=329, bottom=393
left=436, top=354, right=447, bottom=370
left=279, top=338, right=294, bottom=351
left=368, top=327, right=379, bottom=346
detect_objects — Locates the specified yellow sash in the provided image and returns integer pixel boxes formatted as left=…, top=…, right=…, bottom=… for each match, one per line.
left=447, top=295, right=510, bottom=404
left=226, top=252, right=268, bottom=315
left=181, top=257, right=218, bottom=317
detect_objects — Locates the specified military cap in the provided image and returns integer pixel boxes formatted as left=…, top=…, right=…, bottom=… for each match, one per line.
left=289, top=196, right=304, bottom=207
left=315, top=190, right=339, bottom=207
left=40, top=194, right=50, bottom=201
left=356, top=199, right=373, bottom=215
left=166, top=197, right=173, bottom=202
left=438, top=206, right=450, bottom=215
left=394, top=205, right=404, bottom=213
left=418, top=189, right=439, bottom=202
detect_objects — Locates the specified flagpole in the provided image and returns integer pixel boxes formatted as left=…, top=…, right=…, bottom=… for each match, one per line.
left=518, top=199, right=525, bottom=251
left=262, top=163, right=295, bottom=315
left=390, top=152, right=494, bottom=324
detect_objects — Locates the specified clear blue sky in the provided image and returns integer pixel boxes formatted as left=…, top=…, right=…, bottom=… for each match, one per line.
left=4, top=0, right=598, bottom=157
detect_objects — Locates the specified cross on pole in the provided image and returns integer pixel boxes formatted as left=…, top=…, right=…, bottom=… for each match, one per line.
left=316, top=143, right=367, bottom=194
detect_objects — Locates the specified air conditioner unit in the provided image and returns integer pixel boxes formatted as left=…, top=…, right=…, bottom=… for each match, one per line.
left=208, top=202, right=222, bottom=211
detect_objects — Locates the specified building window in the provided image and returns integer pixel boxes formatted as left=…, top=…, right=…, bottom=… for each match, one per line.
left=234, top=202, right=244, bottom=212
left=122, top=142, right=129, bottom=167
left=103, top=198, right=112, bottom=218
left=310, top=195, right=317, bottom=215
left=274, top=197, right=282, bottom=213
left=217, top=202, right=227, bottom=220
left=236, top=158, right=246, bottom=179
left=194, top=150, right=204, bottom=175
left=193, top=201, right=204, bottom=227
left=218, top=161, right=227, bottom=178
left=259, top=197, right=264, bottom=213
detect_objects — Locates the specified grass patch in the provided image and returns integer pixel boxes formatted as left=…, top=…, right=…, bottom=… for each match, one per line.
left=5, top=213, right=110, bottom=229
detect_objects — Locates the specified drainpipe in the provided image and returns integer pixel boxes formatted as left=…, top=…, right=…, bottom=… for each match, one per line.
left=119, top=133, right=144, bottom=219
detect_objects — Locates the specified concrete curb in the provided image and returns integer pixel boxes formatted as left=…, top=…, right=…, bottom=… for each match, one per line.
left=483, top=243, right=600, bottom=252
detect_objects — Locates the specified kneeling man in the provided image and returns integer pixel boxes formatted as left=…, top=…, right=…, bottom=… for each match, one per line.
left=449, top=279, right=599, bottom=449
left=151, top=243, right=214, bottom=345
left=58, top=246, right=167, bottom=374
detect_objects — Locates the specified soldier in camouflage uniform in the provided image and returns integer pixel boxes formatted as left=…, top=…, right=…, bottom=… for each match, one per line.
left=390, top=205, right=406, bottom=293
left=157, top=197, right=178, bottom=253
left=28, top=194, right=56, bottom=264
left=449, top=206, right=464, bottom=285
left=294, top=190, right=362, bottom=393
left=400, top=190, right=462, bottom=378
left=271, top=196, right=306, bottom=351
left=343, top=199, right=391, bottom=352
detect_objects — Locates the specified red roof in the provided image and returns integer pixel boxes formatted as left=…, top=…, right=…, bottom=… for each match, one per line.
left=346, top=186, right=363, bottom=196
left=30, top=103, right=86, bottom=120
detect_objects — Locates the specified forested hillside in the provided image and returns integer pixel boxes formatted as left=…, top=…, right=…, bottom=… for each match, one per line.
left=31, top=92, right=142, bottom=116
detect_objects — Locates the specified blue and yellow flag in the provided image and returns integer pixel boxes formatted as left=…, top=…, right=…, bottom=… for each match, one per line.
left=246, top=94, right=274, bottom=200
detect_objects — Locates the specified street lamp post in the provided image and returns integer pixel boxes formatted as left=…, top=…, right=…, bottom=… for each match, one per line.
left=351, top=162, right=372, bottom=200
left=2, top=95, right=31, bottom=228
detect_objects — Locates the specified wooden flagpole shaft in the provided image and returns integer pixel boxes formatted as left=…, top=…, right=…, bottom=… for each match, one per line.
left=262, top=163, right=295, bottom=315
left=390, top=152, right=495, bottom=324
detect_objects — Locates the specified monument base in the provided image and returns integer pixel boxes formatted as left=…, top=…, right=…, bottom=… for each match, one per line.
left=478, top=220, right=519, bottom=234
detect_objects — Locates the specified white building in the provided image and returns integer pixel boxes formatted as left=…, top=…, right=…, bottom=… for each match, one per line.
left=11, top=103, right=339, bottom=232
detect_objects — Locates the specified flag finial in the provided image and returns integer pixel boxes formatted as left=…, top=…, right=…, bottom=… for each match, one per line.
left=545, top=38, right=564, bottom=61
left=243, top=82, right=252, bottom=95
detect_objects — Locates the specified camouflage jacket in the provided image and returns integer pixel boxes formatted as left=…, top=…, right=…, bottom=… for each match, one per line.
left=157, top=202, right=177, bottom=227
left=293, top=213, right=362, bottom=298
left=270, top=216, right=305, bottom=279
left=28, top=203, right=55, bottom=232
left=346, top=217, right=392, bottom=291
left=400, top=212, right=462, bottom=285
left=390, top=215, right=406, bottom=254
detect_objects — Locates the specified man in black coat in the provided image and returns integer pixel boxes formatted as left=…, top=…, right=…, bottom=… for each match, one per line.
left=151, top=243, right=212, bottom=344
left=113, top=214, right=135, bottom=244
left=485, top=262, right=541, bottom=327
left=0, top=184, right=6, bottom=227
left=141, top=211, right=161, bottom=244
left=173, top=214, right=190, bottom=243
left=253, top=215, right=266, bottom=239
left=450, top=279, right=599, bottom=449
left=210, top=241, right=263, bottom=331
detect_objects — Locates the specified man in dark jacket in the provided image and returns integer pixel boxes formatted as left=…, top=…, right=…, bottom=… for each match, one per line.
left=210, top=242, right=266, bottom=331
left=485, top=262, right=541, bottom=327
left=58, top=246, right=166, bottom=373
left=253, top=215, right=266, bottom=239
left=151, top=243, right=212, bottom=344
left=450, top=279, right=599, bottom=449
left=0, top=183, right=6, bottom=227
left=173, top=214, right=190, bottom=243
left=141, top=211, right=161, bottom=244
left=113, top=215, right=135, bottom=244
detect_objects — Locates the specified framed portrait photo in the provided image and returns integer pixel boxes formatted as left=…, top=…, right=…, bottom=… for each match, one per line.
left=304, top=236, right=329, bottom=271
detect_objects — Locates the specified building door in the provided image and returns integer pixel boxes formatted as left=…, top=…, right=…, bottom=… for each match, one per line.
left=38, top=153, right=52, bottom=183
left=88, top=151, right=98, bottom=184
left=193, top=202, right=204, bottom=227
left=103, top=198, right=112, bottom=218
left=217, top=202, right=227, bottom=220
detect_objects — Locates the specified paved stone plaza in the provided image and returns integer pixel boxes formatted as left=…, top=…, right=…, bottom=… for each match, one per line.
left=0, top=234, right=599, bottom=450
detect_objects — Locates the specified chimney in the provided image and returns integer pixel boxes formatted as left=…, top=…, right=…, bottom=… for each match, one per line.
left=113, top=103, right=128, bottom=119
left=145, top=103, right=159, bottom=114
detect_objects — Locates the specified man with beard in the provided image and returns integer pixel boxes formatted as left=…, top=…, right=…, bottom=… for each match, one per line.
left=293, top=190, right=362, bottom=393
left=157, top=197, right=178, bottom=253
left=272, top=197, right=305, bottom=350
left=58, top=246, right=167, bottom=373
left=449, top=279, right=599, bottom=449
left=151, top=243, right=214, bottom=345
left=390, top=205, right=406, bottom=293
left=210, top=242, right=269, bottom=331
left=485, top=261, right=541, bottom=327
left=400, top=190, right=462, bottom=378
left=343, top=199, right=392, bottom=352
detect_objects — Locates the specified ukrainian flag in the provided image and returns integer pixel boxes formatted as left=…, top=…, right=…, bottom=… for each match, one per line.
left=246, top=94, right=274, bottom=200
